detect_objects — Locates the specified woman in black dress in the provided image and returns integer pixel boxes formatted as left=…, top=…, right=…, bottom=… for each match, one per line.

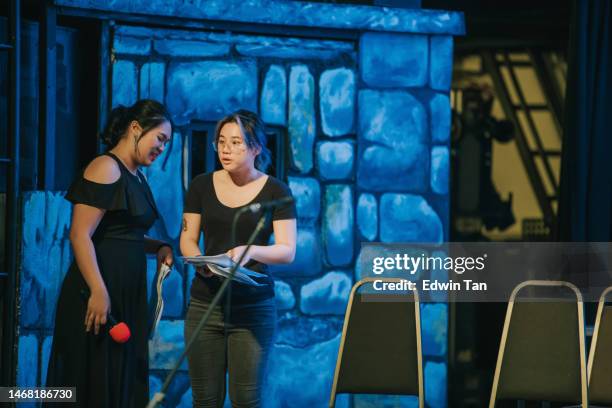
left=46, top=99, right=174, bottom=407
left=180, top=110, right=297, bottom=407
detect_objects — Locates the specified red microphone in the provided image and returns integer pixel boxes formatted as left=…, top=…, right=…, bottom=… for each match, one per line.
left=80, top=290, right=131, bottom=343
left=106, top=314, right=131, bottom=343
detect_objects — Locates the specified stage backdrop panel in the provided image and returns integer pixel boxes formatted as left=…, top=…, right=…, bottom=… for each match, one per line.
left=16, top=1, right=463, bottom=407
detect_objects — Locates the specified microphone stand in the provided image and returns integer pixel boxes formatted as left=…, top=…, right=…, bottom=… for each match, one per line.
left=223, top=205, right=271, bottom=346
left=146, top=207, right=270, bottom=408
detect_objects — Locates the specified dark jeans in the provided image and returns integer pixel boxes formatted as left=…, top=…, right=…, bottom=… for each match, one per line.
left=184, top=296, right=277, bottom=408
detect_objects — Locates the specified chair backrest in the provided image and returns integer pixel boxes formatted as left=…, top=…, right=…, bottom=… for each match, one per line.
left=329, top=278, right=424, bottom=408
left=588, top=287, right=612, bottom=405
left=489, top=280, right=588, bottom=407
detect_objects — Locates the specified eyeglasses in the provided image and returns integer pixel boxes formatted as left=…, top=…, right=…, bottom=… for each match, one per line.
left=212, top=139, right=247, bottom=153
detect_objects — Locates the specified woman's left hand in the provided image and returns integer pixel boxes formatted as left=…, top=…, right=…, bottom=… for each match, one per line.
left=227, top=245, right=252, bottom=266
left=157, top=245, right=174, bottom=270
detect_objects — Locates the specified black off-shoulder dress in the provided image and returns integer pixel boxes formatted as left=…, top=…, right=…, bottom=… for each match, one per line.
left=45, top=152, right=159, bottom=407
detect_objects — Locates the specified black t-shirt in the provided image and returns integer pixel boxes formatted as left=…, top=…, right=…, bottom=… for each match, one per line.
left=184, top=172, right=296, bottom=304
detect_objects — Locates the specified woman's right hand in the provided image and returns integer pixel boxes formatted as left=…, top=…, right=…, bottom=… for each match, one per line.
left=196, top=265, right=213, bottom=278
left=85, top=286, right=110, bottom=335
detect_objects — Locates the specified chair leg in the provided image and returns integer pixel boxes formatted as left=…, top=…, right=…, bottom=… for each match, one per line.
left=328, top=391, right=336, bottom=408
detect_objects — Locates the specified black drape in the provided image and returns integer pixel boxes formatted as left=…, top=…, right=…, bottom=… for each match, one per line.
left=558, top=0, right=612, bottom=241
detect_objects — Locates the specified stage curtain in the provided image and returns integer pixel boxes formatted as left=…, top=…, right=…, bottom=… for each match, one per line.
left=558, top=0, right=612, bottom=241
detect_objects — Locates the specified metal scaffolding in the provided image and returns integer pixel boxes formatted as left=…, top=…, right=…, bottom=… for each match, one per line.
left=1, top=0, right=21, bottom=387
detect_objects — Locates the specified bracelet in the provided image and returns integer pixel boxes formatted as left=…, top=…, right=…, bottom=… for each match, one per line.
left=156, top=242, right=172, bottom=252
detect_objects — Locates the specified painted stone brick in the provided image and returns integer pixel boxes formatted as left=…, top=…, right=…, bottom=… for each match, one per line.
left=237, top=44, right=347, bottom=60
left=431, top=146, right=449, bottom=195
left=380, top=194, right=443, bottom=244
left=316, top=141, right=354, bottom=181
left=421, top=303, right=448, bottom=357
left=361, top=32, right=428, bottom=88
left=300, top=271, right=352, bottom=315
left=274, top=280, right=296, bottom=311
left=358, top=144, right=430, bottom=193
left=263, top=335, right=347, bottom=408
left=358, top=90, right=428, bottom=148
left=112, top=60, right=137, bottom=107
left=430, top=36, right=454, bottom=91
left=161, top=268, right=184, bottom=318
left=232, top=33, right=354, bottom=50
left=356, top=193, right=377, bottom=241
left=358, top=90, right=429, bottom=192
left=166, top=61, right=257, bottom=125
left=41, top=336, right=52, bottom=386
left=276, top=313, right=343, bottom=348
left=20, top=192, right=72, bottom=329
left=17, top=335, right=38, bottom=387
left=355, top=245, right=382, bottom=281
left=430, top=93, right=451, bottom=144
left=288, top=65, right=316, bottom=173
left=156, top=371, right=191, bottom=407
left=178, top=388, right=193, bottom=408
left=320, top=68, right=355, bottom=136
left=261, top=65, right=287, bottom=126
left=288, top=177, right=320, bottom=221
left=149, top=320, right=187, bottom=370
left=115, top=25, right=153, bottom=37
left=154, top=38, right=229, bottom=57
left=143, top=131, right=183, bottom=241
left=149, top=375, right=162, bottom=400
left=140, top=62, right=165, bottom=102
left=427, top=250, right=450, bottom=303
left=268, top=226, right=322, bottom=277
left=354, top=395, right=419, bottom=407
left=113, top=33, right=151, bottom=55
left=425, top=362, right=448, bottom=408
left=323, top=185, right=354, bottom=266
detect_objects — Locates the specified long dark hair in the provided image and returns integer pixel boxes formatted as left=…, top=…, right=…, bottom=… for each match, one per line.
left=102, top=99, right=172, bottom=150
left=215, top=109, right=271, bottom=172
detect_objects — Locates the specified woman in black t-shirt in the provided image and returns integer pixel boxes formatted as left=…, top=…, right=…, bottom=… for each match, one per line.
left=180, top=109, right=297, bottom=407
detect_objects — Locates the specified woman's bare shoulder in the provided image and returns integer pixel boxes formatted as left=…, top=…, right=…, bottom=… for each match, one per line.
left=83, top=155, right=121, bottom=184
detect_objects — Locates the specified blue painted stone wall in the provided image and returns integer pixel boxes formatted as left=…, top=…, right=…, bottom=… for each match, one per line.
left=55, top=0, right=465, bottom=36
left=16, top=2, right=459, bottom=407
left=112, top=20, right=451, bottom=407
left=17, top=192, right=72, bottom=393
left=107, top=22, right=360, bottom=407
left=354, top=30, right=452, bottom=408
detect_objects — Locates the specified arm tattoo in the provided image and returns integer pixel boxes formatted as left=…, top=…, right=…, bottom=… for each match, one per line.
left=182, top=218, right=188, bottom=232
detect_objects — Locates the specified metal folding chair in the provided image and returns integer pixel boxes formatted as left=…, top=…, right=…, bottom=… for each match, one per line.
left=329, top=278, right=424, bottom=408
left=588, top=286, right=612, bottom=406
left=489, top=280, right=588, bottom=407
